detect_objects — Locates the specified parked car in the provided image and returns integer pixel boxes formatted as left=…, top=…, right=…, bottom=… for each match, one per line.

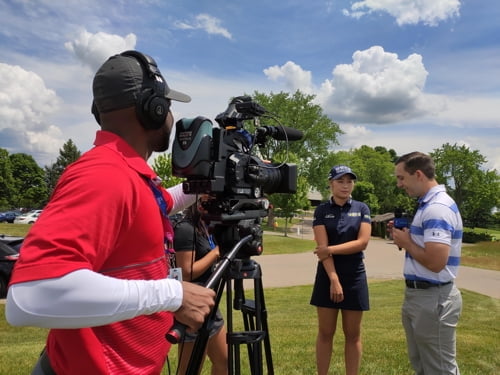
left=14, top=210, right=42, bottom=224
left=0, top=236, right=23, bottom=298
left=0, top=211, right=21, bottom=223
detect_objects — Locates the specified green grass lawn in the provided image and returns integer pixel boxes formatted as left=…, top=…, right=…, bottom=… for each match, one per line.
left=1, top=223, right=498, bottom=374
left=1, top=281, right=498, bottom=374
left=0, top=223, right=30, bottom=237
left=461, top=240, right=500, bottom=271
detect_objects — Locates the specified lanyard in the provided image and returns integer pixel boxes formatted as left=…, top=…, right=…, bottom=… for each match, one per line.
left=148, top=179, right=176, bottom=268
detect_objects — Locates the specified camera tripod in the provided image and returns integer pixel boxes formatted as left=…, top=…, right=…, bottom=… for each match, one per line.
left=167, top=234, right=274, bottom=375
left=224, top=257, right=274, bottom=375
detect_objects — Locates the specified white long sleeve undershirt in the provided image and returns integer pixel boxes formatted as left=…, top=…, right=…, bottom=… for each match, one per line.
left=6, top=269, right=183, bottom=329
left=166, top=184, right=196, bottom=215
left=6, top=184, right=195, bottom=329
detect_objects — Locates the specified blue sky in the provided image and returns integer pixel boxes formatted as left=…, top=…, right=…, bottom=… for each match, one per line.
left=1, top=0, right=499, bottom=171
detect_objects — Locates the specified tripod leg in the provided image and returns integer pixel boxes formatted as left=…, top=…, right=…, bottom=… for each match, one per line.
left=184, top=277, right=226, bottom=375
left=255, top=277, right=274, bottom=375
left=234, top=263, right=274, bottom=375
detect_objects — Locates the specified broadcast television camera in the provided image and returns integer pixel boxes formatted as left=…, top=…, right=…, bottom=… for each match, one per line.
left=171, top=96, right=302, bottom=257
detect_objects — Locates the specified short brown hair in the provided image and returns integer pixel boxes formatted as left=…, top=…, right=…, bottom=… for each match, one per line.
left=395, top=152, right=435, bottom=179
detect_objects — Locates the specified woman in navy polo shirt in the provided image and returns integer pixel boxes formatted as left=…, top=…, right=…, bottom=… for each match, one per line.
left=311, top=165, right=372, bottom=375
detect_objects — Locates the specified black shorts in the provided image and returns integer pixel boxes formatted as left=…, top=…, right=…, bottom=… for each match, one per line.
left=310, top=258, right=370, bottom=311
left=180, top=309, right=224, bottom=343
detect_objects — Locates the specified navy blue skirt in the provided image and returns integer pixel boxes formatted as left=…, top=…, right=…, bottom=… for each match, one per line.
left=310, top=256, right=369, bottom=311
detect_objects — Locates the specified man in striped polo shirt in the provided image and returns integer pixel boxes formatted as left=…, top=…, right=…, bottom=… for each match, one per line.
left=393, top=151, right=462, bottom=375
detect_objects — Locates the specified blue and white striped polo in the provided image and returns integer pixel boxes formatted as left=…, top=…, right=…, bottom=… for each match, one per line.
left=404, top=185, right=463, bottom=283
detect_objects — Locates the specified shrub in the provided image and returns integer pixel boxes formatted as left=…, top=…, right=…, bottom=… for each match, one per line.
left=463, top=229, right=494, bottom=243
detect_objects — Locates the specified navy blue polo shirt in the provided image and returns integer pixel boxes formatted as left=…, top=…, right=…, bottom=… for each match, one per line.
left=313, top=198, right=371, bottom=261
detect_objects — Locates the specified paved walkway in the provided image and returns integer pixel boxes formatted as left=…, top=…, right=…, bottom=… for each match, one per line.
left=244, top=224, right=500, bottom=299
left=2, top=225, right=497, bottom=301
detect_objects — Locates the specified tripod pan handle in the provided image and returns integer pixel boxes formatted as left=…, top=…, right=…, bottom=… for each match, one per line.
left=165, top=320, right=185, bottom=344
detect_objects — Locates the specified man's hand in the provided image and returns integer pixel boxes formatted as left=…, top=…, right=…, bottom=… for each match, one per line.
left=174, top=282, right=215, bottom=333
left=393, top=227, right=412, bottom=250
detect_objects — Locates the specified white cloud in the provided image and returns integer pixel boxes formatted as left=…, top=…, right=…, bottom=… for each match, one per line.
left=263, top=61, right=314, bottom=94
left=261, top=45, right=499, bottom=171
left=174, top=14, right=232, bottom=40
left=338, top=123, right=373, bottom=146
left=0, top=63, right=64, bottom=157
left=344, top=0, right=461, bottom=26
left=0, top=30, right=138, bottom=165
left=318, top=46, right=444, bottom=124
left=262, top=46, right=499, bottom=133
left=323, top=46, right=439, bottom=123
left=265, top=46, right=444, bottom=124
left=65, top=30, right=137, bottom=72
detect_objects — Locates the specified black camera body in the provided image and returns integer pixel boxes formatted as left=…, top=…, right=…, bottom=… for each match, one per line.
left=172, top=96, right=300, bottom=257
left=172, top=97, right=297, bottom=199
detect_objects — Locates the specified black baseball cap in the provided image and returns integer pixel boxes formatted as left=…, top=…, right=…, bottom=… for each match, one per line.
left=328, top=165, right=357, bottom=180
left=92, top=52, right=191, bottom=114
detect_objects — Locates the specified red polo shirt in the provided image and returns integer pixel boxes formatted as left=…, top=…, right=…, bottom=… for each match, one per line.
left=10, top=131, right=175, bottom=374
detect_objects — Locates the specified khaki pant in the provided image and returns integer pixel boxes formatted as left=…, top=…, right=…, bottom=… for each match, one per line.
left=402, top=283, right=462, bottom=375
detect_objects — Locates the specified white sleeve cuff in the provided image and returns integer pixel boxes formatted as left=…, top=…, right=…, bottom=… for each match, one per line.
left=166, top=183, right=196, bottom=214
left=6, top=269, right=183, bottom=329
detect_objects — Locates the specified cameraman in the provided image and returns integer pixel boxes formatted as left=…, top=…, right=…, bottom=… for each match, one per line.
left=6, top=51, right=215, bottom=375
left=393, top=152, right=462, bottom=375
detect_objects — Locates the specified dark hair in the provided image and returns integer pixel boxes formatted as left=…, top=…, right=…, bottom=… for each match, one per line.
left=395, top=152, right=435, bottom=179
left=182, top=201, right=208, bottom=236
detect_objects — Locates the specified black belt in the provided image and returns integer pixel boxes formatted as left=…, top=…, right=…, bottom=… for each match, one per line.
left=405, top=279, right=452, bottom=289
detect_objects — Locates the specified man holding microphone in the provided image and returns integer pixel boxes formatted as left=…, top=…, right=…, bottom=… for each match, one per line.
left=393, top=151, right=462, bottom=375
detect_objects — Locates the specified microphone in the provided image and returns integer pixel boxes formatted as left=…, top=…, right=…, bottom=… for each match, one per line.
left=394, top=208, right=409, bottom=251
left=256, top=126, right=304, bottom=141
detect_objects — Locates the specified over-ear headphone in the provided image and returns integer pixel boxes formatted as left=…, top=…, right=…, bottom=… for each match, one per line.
left=91, top=50, right=171, bottom=130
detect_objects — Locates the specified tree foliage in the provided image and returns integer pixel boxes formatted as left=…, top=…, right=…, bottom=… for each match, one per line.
left=45, top=139, right=81, bottom=196
left=0, top=148, right=16, bottom=210
left=151, top=153, right=184, bottom=188
left=315, top=145, right=413, bottom=215
left=431, top=143, right=500, bottom=227
left=9, top=153, right=49, bottom=209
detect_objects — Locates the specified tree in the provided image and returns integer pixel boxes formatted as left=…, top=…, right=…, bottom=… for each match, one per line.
left=0, top=148, right=16, bottom=210
left=45, top=139, right=81, bottom=195
left=431, top=143, right=500, bottom=227
left=319, top=146, right=410, bottom=215
left=251, top=91, right=343, bottom=192
left=350, top=146, right=400, bottom=214
left=10, top=153, right=48, bottom=209
left=462, top=169, right=500, bottom=227
left=351, top=180, right=380, bottom=214
left=151, top=153, right=184, bottom=188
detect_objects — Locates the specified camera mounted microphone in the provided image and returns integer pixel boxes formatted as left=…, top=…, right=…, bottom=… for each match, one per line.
left=255, top=125, right=304, bottom=142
